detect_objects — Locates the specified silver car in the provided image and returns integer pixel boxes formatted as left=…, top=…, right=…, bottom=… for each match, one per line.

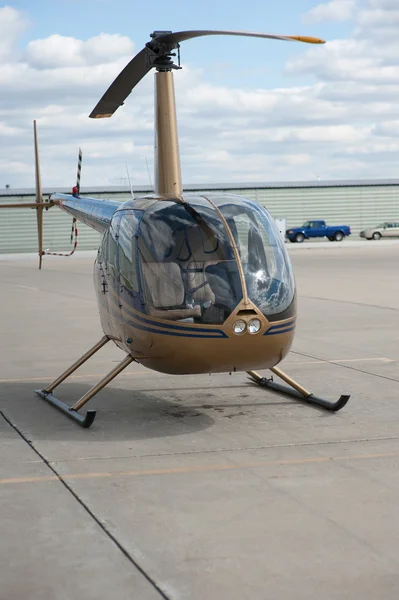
left=360, top=221, right=399, bottom=240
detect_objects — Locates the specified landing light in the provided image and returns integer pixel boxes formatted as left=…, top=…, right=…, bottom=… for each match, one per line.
left=233, top=320, right=246, bottom=335
left=248, top=319, right=261, bottom=334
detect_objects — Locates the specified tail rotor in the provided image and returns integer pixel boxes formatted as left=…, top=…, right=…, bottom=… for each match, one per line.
left=32, top=122, right=81, bottom=265
left=0, top=121, right=79, bottom=268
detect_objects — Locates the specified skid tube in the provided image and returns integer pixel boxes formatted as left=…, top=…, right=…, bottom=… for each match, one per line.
left=247, top=366, right=350, bottom=412
left=34, top=391, right=97, bottom=428
left=35, top=335, right=135, bottom=428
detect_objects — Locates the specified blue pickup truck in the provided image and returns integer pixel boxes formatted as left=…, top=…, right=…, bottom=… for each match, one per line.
left=286, top=220, right=351, bottom=243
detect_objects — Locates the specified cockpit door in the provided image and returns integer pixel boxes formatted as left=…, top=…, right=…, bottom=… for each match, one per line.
left=117, top=210, right=153, bottom=352
left=97, top=211, right=123, bottom=340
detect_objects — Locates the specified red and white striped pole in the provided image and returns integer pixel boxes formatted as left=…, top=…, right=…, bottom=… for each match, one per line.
left=76, top=147, right=82, bottom=194
left=72, top=147, right=82, bottom=197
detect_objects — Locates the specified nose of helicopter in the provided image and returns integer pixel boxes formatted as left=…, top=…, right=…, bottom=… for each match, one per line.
left=132, top=315, right=296, bottom=375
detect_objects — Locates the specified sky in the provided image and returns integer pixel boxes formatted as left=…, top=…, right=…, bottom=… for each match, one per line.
left=1, top=0, right=399, bottom=189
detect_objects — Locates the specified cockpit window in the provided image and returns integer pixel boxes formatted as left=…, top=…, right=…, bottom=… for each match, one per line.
left=117, top=194, right=296, bottom=324
left=216, top=196, right=295, bottom=319
left=118, top=211, right=140, bottom=292
left=138, top=201, right=243, bottom=323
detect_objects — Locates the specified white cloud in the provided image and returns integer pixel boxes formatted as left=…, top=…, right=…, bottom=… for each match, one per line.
left=289, top=0, right=399, bottom=84
left=367, top=0, right=398, bottom=9
left=355, top=1, right=399, bottom=37
left=2, top=3, right=399, bottom=189
left=0, top=5, right=29, bottom=59
left=26, top=33, right=134, bottom=68
left=304, top=0, right=357, bottom=23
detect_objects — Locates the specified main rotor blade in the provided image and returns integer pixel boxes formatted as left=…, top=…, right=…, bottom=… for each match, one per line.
left=89, top=48, right=151, bottom=119
left=89, top=29, right=325, bottom=119
left=155, top=29, right=325, bottom=45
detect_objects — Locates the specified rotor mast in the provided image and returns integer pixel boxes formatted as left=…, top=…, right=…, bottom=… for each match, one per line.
left=151, top=32, right=183, bottom=198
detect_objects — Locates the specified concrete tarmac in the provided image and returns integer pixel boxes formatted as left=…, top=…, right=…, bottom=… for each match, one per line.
left=1, top=243, right=399, bottom=599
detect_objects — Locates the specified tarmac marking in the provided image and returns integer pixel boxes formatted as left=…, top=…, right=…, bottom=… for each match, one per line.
left=1, top=357, right=393, bottom=383
left=15, top=284, right=39, bottom=291
left=287, top=357, right=394, bottom=365
left=2, top=450, right=399, bottom=486
left=331, top=357, right=393, bottom=363
left=0, top=372, right=150, bottom=383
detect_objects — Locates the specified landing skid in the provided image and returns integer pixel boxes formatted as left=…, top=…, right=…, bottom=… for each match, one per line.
left=34, top=391, right=97, bottom=428
left=34, top=342, right=349, bottom=428
left=35, top=335, right=134, bottom=428
left=247, top=366, right=350, bottom=412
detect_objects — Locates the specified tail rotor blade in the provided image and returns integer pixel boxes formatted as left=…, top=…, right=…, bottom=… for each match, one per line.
left=33, top=120, right=44, bottom=270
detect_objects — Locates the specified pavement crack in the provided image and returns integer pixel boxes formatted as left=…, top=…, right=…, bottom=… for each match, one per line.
left=0, top=409, right=171, bottom=600
left=51, top=435, right=399, bottom=464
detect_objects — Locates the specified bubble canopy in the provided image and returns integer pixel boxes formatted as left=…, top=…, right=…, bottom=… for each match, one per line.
left=120, top=194, right=296, bottom=324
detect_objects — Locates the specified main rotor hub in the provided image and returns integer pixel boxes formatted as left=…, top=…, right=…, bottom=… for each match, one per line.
left=146, top=30, right=181, bottom=72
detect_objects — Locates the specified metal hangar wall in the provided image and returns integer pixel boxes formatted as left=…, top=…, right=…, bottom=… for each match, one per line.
left=1, top=179, right=398, bottom=253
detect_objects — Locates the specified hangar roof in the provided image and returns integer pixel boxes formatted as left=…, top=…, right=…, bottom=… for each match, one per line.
left=2, top=178, right=399, bottom=197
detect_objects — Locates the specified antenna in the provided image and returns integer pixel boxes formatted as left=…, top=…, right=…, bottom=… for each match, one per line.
left=125, top=161, right=134, bottom=199
left=145, top=157, right=154, bottom=191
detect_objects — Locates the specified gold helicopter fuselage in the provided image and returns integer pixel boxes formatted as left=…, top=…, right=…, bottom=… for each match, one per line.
left=92, top=192, right=297, bottom=375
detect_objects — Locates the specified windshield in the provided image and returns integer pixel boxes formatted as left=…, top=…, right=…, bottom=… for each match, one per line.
left=137, top=199, right=242, bottom=324
left=215, top=195, right=296, bottom=320
left=118, top=194, right=295, bottom=324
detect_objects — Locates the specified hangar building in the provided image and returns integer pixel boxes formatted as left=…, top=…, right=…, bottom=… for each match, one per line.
left=1, top=179, right=398, bottom=253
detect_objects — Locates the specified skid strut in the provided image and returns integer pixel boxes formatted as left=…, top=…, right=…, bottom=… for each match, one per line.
left=247, top=366, right=350, bottom=412
left=35, top=335, right=134, bottom=427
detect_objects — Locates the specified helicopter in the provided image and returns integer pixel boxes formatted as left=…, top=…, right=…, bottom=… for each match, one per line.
left=2, top=29, right=350, bottom=427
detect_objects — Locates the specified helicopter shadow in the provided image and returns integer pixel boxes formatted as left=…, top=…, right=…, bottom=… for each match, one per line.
left=1, top=377, right=335, bottom=443
left=132, top=381, right=334, bottom=416
left=0, top=381, right=216, bottom=442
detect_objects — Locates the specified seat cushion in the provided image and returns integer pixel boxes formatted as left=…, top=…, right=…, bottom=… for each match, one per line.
left=186, top=261, right=215, bottom=304
left=142, top=262, right=185, bottom=308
